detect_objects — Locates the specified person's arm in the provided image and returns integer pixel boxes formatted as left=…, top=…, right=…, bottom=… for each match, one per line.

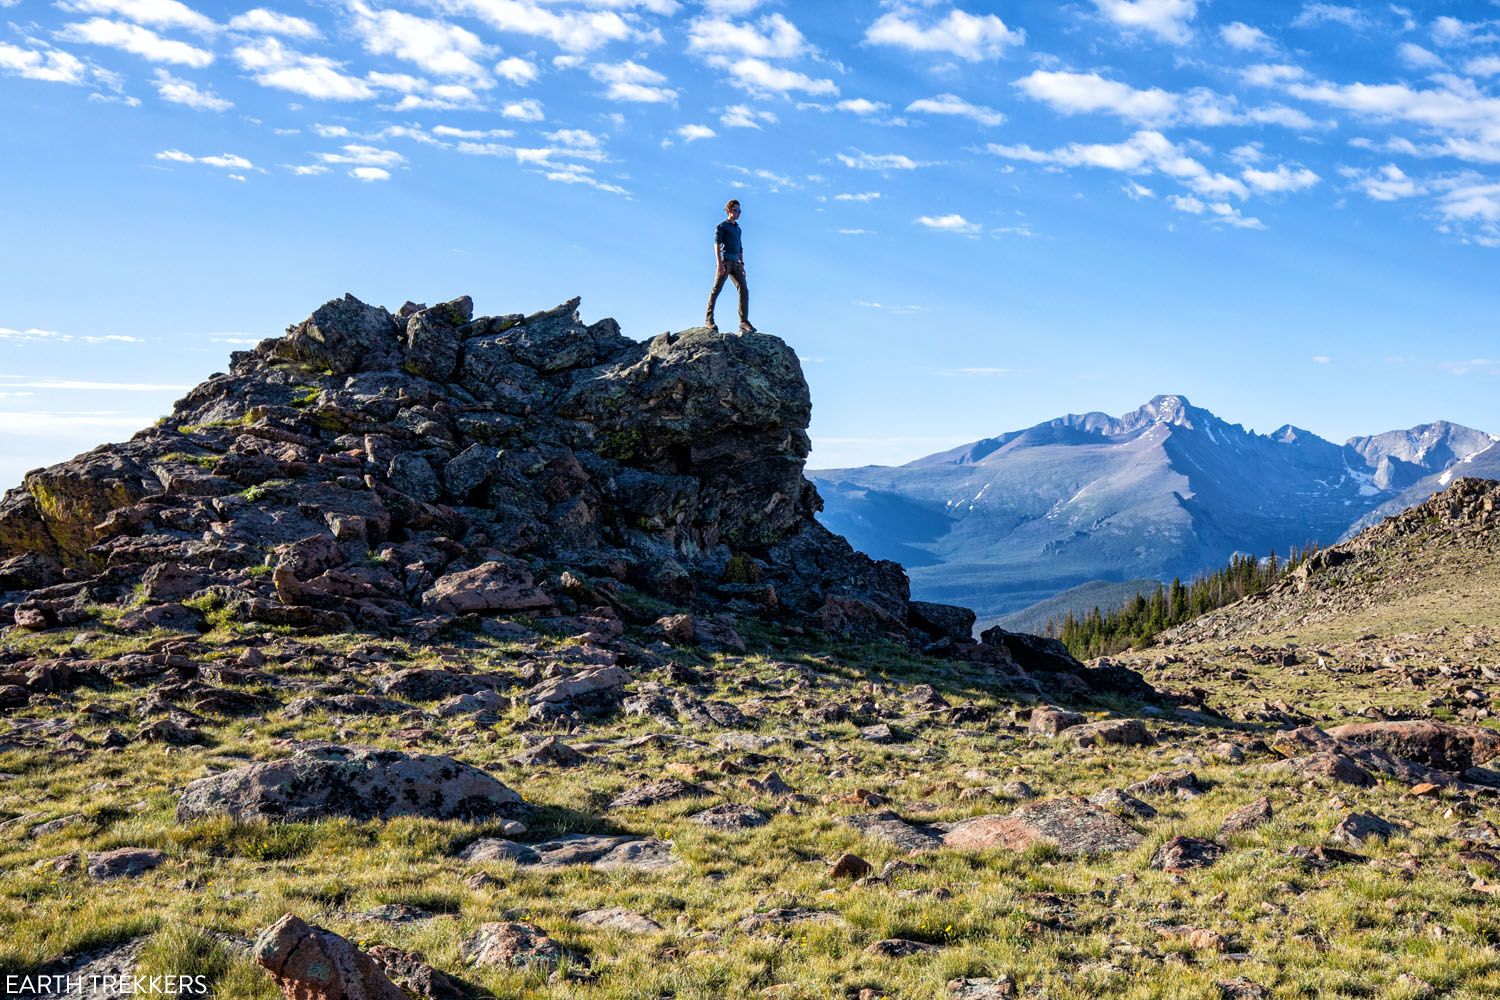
left=714, top=230, right=725, bottom=275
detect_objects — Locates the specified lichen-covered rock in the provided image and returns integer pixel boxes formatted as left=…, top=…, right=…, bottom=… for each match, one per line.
left=942, top=795, right=1144, bottom=856
left=1325, top=721, right=1500, bottom=773
left=254, top=913, right=406, bottom=1000
left=176, top=745, right=523, bottom=823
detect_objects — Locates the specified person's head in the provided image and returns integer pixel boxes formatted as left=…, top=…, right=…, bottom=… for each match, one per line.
left=724, top=199, right=741, bottom=220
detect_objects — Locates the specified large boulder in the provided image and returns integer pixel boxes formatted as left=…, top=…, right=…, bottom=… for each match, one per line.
left=1325, top=721, right=1500, bottom=773
left=255, top=913, right=406, bottom=1000
left=942, top=795, right=1144, bottom=856
left=176, top=745, right=523, bottom=823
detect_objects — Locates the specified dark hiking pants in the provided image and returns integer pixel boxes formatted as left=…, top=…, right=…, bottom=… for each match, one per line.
left=706, top=261, right=749, bottom=327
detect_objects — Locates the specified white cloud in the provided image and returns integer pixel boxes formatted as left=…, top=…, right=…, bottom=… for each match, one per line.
left=1312, top=355, right=1333, bottom=364
left=915, top=213, right=980, bottom=234
left=1168, top=193, right=1264, bottom=228
left=1431, top=16, right=1500, bottom=48
left=987, top=130, right=1251, bottom=200
left=834, top=191, right=881, bottom=202
left=866, top=7, right=1023, bottom=61
left=589, top=60, right=676, bottom=102
left=349, top=1, right=491, bottom=80
left=439, top=0, right=639, bottom=53
left=1016, top=69, right=1176, bottom=122
left=1397, top=42, right=1443, bottom=70
left=233, top=36, right=374, bottom=100
left=1285, top=77, right=1500, bottom=165
left=1242, top=163, right=1320, bottom=193
left=837, top=149, right=929, bottom=170
left=289, top=163, right=329, bottom=175
left=720, top=103, right=776, bottom=128
left=432, top=124, right=514, bottom=138
left=676, top=123, right=715, bottom=141
left=0, top=41, right=90, bottom=84
left=152, top=67, right=230, bottom=110
left=906, top=92, right=1005, bottom=127
left=316, top=144, right=404, bottom=166
left=502, top=97, right=544, bottom=120
left=1290, top=4, right=1370, bottom=30
left=837, top=97, right=887, bottom=115
left=687, top=12, right=808, bottom=58
left=349, top=166, right=390, bottom=181
left=1093, top=0, right=1197, bottom=44
left=227, top=8, right=321, bottom=39
left=1240, top=63, right=1307, bottom=87
left=59, top=0, right=216, bottom=34
left=60, top=18, right=215, bottom=67
left=495, top=55, right=537, bottom=84
left=1339, top=163, right=1422, bottom=201
left=711, top=55, right=835, bottom=96
left=1220, top=21, right=1273, bottom=51
left=155, top=148, right=254, bottom=170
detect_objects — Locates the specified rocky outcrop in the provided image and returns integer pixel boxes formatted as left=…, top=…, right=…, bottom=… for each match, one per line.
left=0, top=293, right=947, bottom=642
left=176, top=745, right=523, bottom=823
left=254, top=913, right=406, bottom=1000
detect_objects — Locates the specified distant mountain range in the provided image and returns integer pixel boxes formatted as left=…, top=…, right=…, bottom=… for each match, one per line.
left=811, top=395, right=1500, bottom=626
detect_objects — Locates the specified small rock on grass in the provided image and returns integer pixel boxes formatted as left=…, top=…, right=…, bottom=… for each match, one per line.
left=1150, top=836, right=1224, bottom=873
left=575, top=908, right=663, bottom=935
left=1218, top=797, right=1273, bottom=837
left=1330, top=811, right=1398, bottom=847
left=864, top=938, right=935, bottom=958
left=947, top=976, right=1018, bottom=998
left=255, top=913, right=405, bottom=1000
left=86, top=848, right=167, bottom=882
left=461, top=922, right=566, bottom=969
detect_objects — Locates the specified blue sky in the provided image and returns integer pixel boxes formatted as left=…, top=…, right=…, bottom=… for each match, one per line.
left=3, top=0, right=1500, bottom=487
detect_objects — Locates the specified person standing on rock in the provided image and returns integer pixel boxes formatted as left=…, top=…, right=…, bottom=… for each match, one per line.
left=706, top=199, right=756, bottom=335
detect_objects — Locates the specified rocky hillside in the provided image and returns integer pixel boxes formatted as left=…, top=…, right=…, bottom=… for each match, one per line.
left=0, top=304, right=1497, bottom=1000
left=0, top=293, right=960, bottom=645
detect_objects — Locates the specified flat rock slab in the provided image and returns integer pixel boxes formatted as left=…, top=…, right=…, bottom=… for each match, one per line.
left=608, top=778, right=710, bottom=810
left=1326, top=721, right=1500, bottom=772
left=461, top=833, right=678, bottom=871
left=1219, top=797, right=1274, bottom=837
left=1087, top=788, right=1158, bottom=821
left=843, top=811, right=945, bottom=854
left=176, top=745, right=523, bottom=823
left=690, top=803, right=769, bottom=831
left=942, top=795, right=1144, bottom=857
left=738, top=908, right=844, bottom=933
left=865, top=938, right=936, bottom=958
left=575, top=908, right=663, bottom=935
left=947, top=977, right=1019, bottom=999
left=1125, top=770, right=1204, bottom=799
left=86, top=848, right=167, bottom=881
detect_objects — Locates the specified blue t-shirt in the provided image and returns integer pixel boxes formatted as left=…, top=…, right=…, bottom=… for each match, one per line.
left=715, top=219, right=743, bottom=262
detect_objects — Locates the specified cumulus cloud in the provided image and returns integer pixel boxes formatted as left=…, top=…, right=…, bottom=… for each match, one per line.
left=227, top=8, right=321, bottom=39
left=865, top=7, right=1024, bottom=61
left=837, top=149, right=930, bottom=170
left=589, top=60, right=676, bottom=102
left=154, top=148, right=254, bottom=169
left=1220, top=21, right=1273, bottom=52
left=349, top=1, right=491, bottom=81
left=349, top=166, right=390, bottom=181
left=315, top=144, right=404, bottom=167
left=1290, top=4, right=1371, bottom=30
left=59, top=0, right=217, bottom=34
left=59, top=18, right=215, bottom=67
left=0, top=41, right=90, bottom=84
left=152, top=67, right=230, bottom=110
left=987, top=130, right=1251, bottom=200
left=1017, top=69, right=1318, bottom=130
left=905, top=93, right=1004, bottom=127
left=233, top=36, right=374, bottom=100
left=834, top=191, right=880, bottom=202
left=676, top=123, right=715, bottom=141
left=687, top=12, right=809, bottom=58
left=1338, top=163, right=1423, bottom=201
left=914, top=213, right=980, bottom=234
left=719, top=103, right=777, bottom=128
left=438, top=0, right=640, bottom=53
left=1242, top=163, right=1320, bottom=193
left=494, top=56, right=537, bottom=84
left=837, top=97, right=887, bottom=115
left=711, top=55, right=835, bottom=96
left=1093, top=0, right=1197, bottom=45
left=1396, top=42, right=1443, bottom=70
left=502, top=97, right=544, bottom=120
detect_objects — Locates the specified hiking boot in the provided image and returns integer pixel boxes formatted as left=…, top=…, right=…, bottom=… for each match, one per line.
left=738, top=322, right=757, bottom=335
left=705, top=321, right=719, bottom=334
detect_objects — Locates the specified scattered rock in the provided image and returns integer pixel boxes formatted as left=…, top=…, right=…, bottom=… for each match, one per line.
left=1288, top=844, right=1366, bottom=870
left=366, top=945, right=471, bottom=1000
left=1330, top=811, right=1398, bottom=847
left=844, top=811, right=944, bottom=853
left=943, top=796, right=1144, bottom=857
left=829, top=853, right=873, bottom=879
left=690, top=803, right=768, bottom=831
left=864, top=938, right=935, bottom=958
left=1150, top=836, right=1224, bottom=872
left=608, top=778, right=710, bottom=810
left=85, top=848, right=167, bottom=882
left=1087, top=787, right=1157, bottom=821
left=946, top=977, right=1018, bottom=999
left=176, top=745, right=523, bottom=823
left=575, top=908, right=663, bottom=935
left=1029, top=706, right=1085, bottom=736
left=1125, top=770, right=1204, bottom=799
left=254, top=913, right=405, bottom=1000
left=1067, top=718, right=1153, bottom=747
left=1326, top=721, right=1500, bottom=773
left=1218, top=797, right=1273, bottom=837
left=461, top=922, right=565, bottom=969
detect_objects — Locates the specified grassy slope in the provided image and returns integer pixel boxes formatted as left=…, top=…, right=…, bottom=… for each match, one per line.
left=1, top=529, right=1498, bottom=998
